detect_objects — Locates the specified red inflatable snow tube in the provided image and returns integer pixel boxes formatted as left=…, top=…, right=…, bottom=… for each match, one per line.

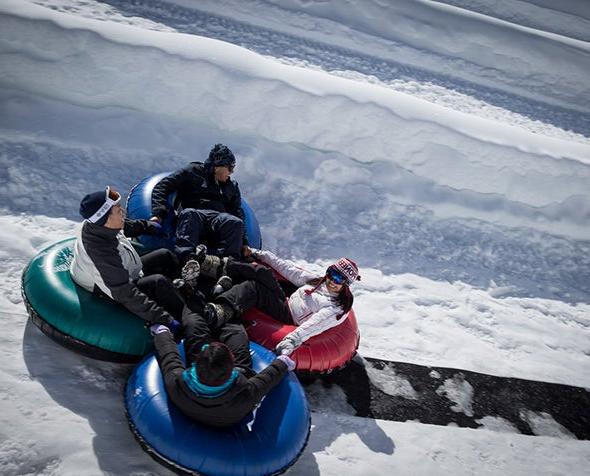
left=241, top=307, right=360, bottom=373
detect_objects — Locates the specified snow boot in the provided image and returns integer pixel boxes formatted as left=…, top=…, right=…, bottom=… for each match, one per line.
left=200, top=255, right=228, bottom=279
left=193, top=244, right=208, bottom=264
left=180, top=260, right=200, bottom=288
left=212, top=275, right=233, bottom=297
left=203, top=302, right=235, bottom=329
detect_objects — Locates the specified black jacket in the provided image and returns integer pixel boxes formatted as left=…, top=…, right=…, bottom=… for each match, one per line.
left=70, top=219, right=174, bottom=325
left=154, top=331, right=288, bottom=428
left=152, top=162, right=245, bottom=223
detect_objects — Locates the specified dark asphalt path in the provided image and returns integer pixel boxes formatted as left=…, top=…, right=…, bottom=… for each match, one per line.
left=304, top=355, right=590, bottom=440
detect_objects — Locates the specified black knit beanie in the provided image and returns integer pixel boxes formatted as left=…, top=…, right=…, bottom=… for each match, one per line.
left=204, top=144, right=236, bottom=171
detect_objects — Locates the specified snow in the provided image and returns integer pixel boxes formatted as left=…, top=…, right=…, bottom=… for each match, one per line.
left=518, top=410, right=578, bottom=440
left=435, top=373, right=475, bottom=417
left=1, top=0, right=589, bottom=474
left=362, top=358, right=420, bottom=400
left=474, top=416, right=519, bottom=434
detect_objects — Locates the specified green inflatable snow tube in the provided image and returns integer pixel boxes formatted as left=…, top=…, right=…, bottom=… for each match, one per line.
left=22, top=238, right=153, bottom=362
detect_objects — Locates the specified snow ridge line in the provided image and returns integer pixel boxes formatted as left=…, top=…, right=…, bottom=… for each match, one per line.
left=432, top=0, right=590, bottom=41
left=98, top=0, right=590, bottom=138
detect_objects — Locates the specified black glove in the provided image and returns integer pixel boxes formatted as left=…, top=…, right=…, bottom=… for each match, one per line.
left=168, top=319, right=181, bottom=334
left=144, top=221, right=165, bottom=236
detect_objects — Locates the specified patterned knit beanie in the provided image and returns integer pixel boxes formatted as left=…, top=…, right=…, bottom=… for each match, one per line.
left=329, top=258, right=361, bottom=285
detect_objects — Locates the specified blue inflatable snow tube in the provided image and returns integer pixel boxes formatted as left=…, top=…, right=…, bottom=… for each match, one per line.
left=125, top=342, right=311, bottom=476
left=126, top=172, right=262, bottom=251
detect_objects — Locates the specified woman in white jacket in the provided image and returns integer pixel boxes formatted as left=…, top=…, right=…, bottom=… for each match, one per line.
left=198, top=248, right=360, bottom=356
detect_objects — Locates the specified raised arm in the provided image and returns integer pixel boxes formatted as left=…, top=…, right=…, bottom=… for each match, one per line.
left=153, top=330, right=185, bottom=395
left=251, top=249, right=316, bottom=287
left=246, top=359, right=288, bottom=403
left=276, top=305, right=345, bottom=355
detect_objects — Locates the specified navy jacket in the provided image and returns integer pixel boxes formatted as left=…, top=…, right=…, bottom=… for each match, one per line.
left=152, top=162, right=245, bottom=224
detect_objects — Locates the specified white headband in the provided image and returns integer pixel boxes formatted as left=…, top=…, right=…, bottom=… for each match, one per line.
left=88, top=186, right=121, bottom=223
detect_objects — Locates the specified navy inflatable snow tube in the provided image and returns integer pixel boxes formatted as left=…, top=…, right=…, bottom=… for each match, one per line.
left=126, top=172, right=262, bottom=251
left=125, top=342, right=310, bottom=476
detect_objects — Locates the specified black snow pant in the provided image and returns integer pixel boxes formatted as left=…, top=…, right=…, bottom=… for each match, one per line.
left=140, top=248, right=180, bottom=279
left=182, top=306, right=252, bottom=372
left=136, top=248, right=184, bottom=320
left=175, top=208, right=244, bottom=261
left=217, top=260, right=293, bottom=325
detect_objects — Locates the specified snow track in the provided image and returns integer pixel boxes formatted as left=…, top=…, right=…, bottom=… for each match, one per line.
left=433, top=0, right=590, bottom=42
left=53, top=0, right=590, bottom=140
left=2, top=3, right=589, bottom=304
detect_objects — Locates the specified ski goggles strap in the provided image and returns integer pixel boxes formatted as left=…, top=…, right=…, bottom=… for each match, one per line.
left=88, top=186, right=121, bottom=223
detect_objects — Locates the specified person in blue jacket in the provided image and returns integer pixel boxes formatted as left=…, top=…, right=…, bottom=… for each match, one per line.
left=150, top=144, right=248, bottom=264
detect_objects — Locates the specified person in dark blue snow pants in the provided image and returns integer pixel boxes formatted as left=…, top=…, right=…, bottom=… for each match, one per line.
left=150, top=144, right=248, bottom=264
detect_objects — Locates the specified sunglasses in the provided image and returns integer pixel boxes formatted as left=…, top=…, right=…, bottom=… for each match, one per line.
left=217, top=161, right=235, bottom=172
left=326, top=268, right=346, bottom=285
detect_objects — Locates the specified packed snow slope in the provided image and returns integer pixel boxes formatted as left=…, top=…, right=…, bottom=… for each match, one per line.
left=0, top=1, right=589, bottom=475
left=2, top=1, right=590, bottom=301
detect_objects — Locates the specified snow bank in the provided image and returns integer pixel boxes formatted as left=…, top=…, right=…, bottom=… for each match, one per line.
left=259, top=0, right=590, bottom=113
left=356, top=269, right=590, bottom=386
left=1, top=3, right=589, bottom=242
left=434, top=0, right=590, bottom=42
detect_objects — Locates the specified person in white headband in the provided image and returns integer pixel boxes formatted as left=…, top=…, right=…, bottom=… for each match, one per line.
left=79, top=186, right=122, bottom=226
left=70, top=185, right=186, bottom=334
